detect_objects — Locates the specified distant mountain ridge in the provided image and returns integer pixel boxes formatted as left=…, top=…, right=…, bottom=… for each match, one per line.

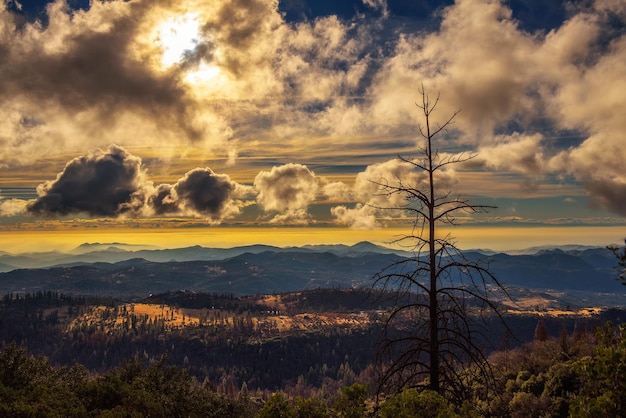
left=2, top=241, right=614, bottom=272
left=0, top=241, right=415, bottom=271
left=72, top=242, right=161, bottom=253
left=0, top=243, right=623, bottom=307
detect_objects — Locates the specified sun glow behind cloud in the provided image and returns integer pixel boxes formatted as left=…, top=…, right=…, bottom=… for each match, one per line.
left=156, top=13, right=202, bottom=68
left=185, top=63, right=222, bottom=84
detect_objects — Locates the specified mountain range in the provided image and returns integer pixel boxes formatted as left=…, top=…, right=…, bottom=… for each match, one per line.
left=0, top=241, right=413, bottom=271
left=0, top=242, right=623, bottom=306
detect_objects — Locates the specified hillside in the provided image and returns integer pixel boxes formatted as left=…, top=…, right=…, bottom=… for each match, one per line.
left=1, top=288, right=621, bottom=390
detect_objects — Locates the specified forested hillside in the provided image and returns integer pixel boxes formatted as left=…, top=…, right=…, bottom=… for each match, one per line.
left=1, top=289, right=626, bottom=416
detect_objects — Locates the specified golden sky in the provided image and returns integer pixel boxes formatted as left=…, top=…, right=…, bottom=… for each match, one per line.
left=0, top=0, right=625, bottom=251
left=0, top=225, right=622, bottom=254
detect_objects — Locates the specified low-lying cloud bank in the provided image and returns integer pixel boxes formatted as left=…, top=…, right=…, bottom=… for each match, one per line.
left=7, top=145, right=459, bottom=228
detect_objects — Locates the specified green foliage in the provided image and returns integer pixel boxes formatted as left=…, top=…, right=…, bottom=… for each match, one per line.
left=254, top=393, right=335, bottom=418
left=333, top=383, right=369, bottom=418
left=293, top=396, right=331, bottom=418
left=378, top=388, right=458, bottom=418
left=256, top=393, right=296, bottom=418
left=508, top=392, right=552, bottom=418
left=569, top=323, right=626, bottom=417
left=0, top=344, right=253, bottom=417
left=0, top=343, right=88, bottom=417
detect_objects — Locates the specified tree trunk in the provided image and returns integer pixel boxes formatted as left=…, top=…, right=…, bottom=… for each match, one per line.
left=426, top=109, right=439, bottom=393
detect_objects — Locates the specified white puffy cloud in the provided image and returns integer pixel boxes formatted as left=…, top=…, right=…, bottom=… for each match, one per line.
left=330, top=158, right=434, bottom=228
left=362, top=0, right=626, bottom=218
left=254, top=163, right=319, bottom=224
left=322, top=181, right=353, bottom=201
left=475, top=133, right=546, bottom=177
left=362, top=0, right=388, bottom=16
left=268, top=208, right=312, bottom=225
left=541, top=30, right=626, bottom=215
left=367, top=0, right=539, bottom=137
left=330, top=154, right=472, bottom=229
left=0, top=197, right=28, bottom=217
left=331, top=203, right=378, bottom=230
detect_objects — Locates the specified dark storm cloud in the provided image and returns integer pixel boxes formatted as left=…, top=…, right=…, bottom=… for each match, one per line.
left=25, top=146, right=245, bottom=222
left=27, top=145, right=143, bottom=216
left=148, top=184, right=178, bottom=215
left=166, top=168, right=239, bottom=220
left=0, top=1, right=202, bottom=140
left=585, top=179, right=626, bottom=217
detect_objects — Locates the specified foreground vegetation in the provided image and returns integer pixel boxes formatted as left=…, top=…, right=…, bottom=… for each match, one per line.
left=2, top=321, right=626, bottom=417
left=1, top=289, right=625, bottom=416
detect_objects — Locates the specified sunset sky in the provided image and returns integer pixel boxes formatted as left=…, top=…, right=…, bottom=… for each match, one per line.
left=0, top=0, right=625, bottom=252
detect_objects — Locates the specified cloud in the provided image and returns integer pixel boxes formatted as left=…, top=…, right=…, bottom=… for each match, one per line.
left=549, top=132, right=626, bottom=216
left=2, top=0, right=626, bottom=223
left=0, top=198, right=28, bottom=217
left=330, top=158, right=418, bottom=229
left=254, top=163, right=318, bottom=223
left=25, top=145, right=247, bottom=223
left=0, top=0, right=378, bottom=167
left=365, top=0, right=540, bottom=137
left=145, top=167, right=244, bottom=222
left=363, top=0, right=626, bottom=218
left=563, top=197, right=577, bottom=205
left=322, top=181, right=353, bottom=201
left=583, top=178, right=626, bottom=216
left=362, top=0, right=389, bottom=17
left=0, top=1, right=208, bottom=160
left=540, top=31, right=626, bottom=216
left=27, top=144, right=145, bottom=216
left=330, top=156, right=464, bottom=229
left=0, top=0, right=282, bottom=165
left=201, top=0, right=285, bottom=78
left=126, top=167, right=252, bottom=223
left=331, top=203, right=378, bottom=229
left=268, top=208, right=311, bottom=225
left=143, top=184, right=178, bottom=216
left=474, top=133, right=546, bottom=177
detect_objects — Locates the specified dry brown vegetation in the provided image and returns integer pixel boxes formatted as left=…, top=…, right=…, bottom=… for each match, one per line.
left=501, top=294, right=603, bottom=317
left=67, top=301, right=372, bottom=337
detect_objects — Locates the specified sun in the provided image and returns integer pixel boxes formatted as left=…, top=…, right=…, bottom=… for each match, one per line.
left=155, top=13, right=224, bottom=86
left=156, top=13, right=203, bottom=67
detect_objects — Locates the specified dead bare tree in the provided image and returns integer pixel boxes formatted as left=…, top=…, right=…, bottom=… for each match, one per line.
left=373, top=85, right=508, bottom=402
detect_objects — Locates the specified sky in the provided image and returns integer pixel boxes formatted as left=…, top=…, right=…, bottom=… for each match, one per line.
left=0, top=0, right=625, bottom=252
